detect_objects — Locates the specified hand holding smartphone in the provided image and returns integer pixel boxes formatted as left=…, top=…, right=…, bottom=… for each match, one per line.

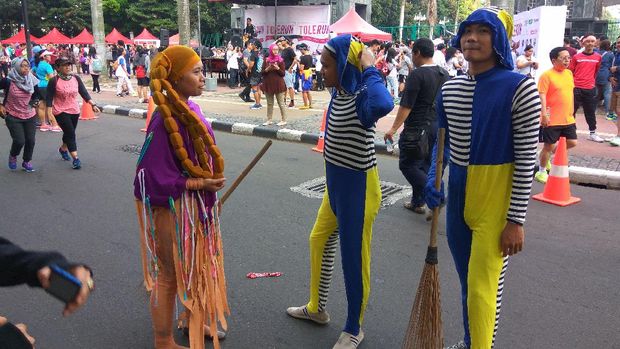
left=39, top=264, right=93, bottom=316
left=45, top=265, right=82, bottom=304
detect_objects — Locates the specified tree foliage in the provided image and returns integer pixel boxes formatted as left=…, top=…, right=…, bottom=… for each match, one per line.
left=0, top=0, right=233, bottom=43
left=370, top=0, right=482, bottom=29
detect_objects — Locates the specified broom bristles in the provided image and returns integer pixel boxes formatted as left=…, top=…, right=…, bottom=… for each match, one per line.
left=402, top=263, right=443, bottom=349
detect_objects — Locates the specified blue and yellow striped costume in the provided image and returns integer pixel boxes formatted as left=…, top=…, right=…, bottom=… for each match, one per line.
left=429, top=8, right=541, bottom=349
left=304, top=35, right=393, bottom=336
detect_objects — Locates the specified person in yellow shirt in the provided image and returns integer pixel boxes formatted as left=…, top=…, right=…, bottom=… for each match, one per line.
left=536, top=47, right=578, bottom=183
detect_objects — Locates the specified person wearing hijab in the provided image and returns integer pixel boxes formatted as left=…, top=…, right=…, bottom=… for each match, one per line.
left=286, top=34, right=393, bottom=349
left=261, top=44, right=287, bottom=126
left=134, top=45, right=229, bottom=349
left=0, top=57, right=41, bottom=172
left=424, top=8, right=541, bottom=349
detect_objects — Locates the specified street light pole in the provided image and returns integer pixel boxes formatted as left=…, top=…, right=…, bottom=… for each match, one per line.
left=21, top=0, right=33, bottom=60
left=399, top=0, right=406, bottom=42
left=275, top=0, right=278, bottom=40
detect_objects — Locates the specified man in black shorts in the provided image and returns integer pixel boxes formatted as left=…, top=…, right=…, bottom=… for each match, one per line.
left=535, top=47, right=578, bottom=184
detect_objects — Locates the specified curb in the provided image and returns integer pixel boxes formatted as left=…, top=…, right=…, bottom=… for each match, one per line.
left=104, top=104, right=620, bottom=190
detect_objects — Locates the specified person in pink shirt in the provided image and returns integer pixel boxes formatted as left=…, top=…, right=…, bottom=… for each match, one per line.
left=0, top=57, right=41, bottom=172
left=45, top=56, right=100, bottom=170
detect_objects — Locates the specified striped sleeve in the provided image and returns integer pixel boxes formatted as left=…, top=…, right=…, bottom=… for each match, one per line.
left=508, top=78, right=541, bottom=225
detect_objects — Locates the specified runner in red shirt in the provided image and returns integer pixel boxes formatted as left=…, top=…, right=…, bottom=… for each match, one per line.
left=569, top=34, right=604, bottom=142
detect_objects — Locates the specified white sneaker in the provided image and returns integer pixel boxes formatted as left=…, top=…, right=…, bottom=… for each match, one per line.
left=286, top=305, right=330, bottom=325
left=445, top=340, right=469, bottom=349
left=588, top=133, right=604, bottom=143
left=610, top=136, right=620, bottom=146
left=333, top=330, right=364, bottom=349
left=262, top=121, right=273, bottom=126
left=276, top=121, right=287, bottom=126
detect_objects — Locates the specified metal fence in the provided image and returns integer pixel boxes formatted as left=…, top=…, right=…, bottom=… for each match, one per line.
left=202, top=33, right=223, bottom=48
left=377, top=24, right=459, bottom=42
left=607, top=20, right=620, bottom=41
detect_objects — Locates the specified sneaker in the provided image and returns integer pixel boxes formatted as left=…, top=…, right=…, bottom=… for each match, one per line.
left=276, top=121, right=288, bottom=127
left=535, top=170, right=549, bottom=184
left=588, top=133, right=604, bottom=143
left=72, top=158, right=81, bottom=170
left=262, top=121, right=273, bottom=126
left=445, top=341, right=469, bottom=349
left=39, top=125, right=51, bottom=132
left=21, top=161, right=35, bottom=173
left=286, top=305, right=330, bottom=325
left=8, top=156, right=17, bottom=170
left=287, top=101, right=295, bottom=109
left=59, top=148, right=71, bottom=161
left=545, top=159, right=552, bottom=172
left=50, top=126, right=62, bottom=133
left=332, top=330, right=364, bottom=349
left=606, top=113, right=618, bottom=121
left=250, top=104, right=261, bottom=110
left=610, top=136, right=620, bottom=146
left=298, top=105, right=310, bottom=110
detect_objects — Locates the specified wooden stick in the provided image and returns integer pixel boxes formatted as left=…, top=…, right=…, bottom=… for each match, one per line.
left=220, top=140, right=272, bottom=205
left=430, top=128, right=446, bottom=249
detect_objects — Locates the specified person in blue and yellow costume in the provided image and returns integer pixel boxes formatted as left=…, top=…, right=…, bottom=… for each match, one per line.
left=286, top=34, right=393, bottom=349
left=425, top=8, right=542, bottom=349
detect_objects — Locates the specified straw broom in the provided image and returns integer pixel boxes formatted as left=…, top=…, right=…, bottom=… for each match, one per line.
left=402, top=128, right=446, bottom=349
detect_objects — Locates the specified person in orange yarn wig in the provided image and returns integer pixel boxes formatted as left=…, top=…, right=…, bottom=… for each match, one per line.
left=133, top=45, right=229, bottom=349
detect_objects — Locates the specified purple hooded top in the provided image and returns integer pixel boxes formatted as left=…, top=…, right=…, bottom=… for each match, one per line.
left=133, top=100, right=217, bottom=209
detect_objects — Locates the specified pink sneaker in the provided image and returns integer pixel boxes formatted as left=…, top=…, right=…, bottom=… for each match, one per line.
left=39, top=125, right=51, bottom=132
left=51, top=126, right=62, bottom=133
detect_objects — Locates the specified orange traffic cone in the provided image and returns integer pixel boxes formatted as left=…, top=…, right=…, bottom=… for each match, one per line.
left=533, top=137, right=581, bottom=206
left=79, top=99, right=97, bottom=120
left=312, top=109, right=327, bottom=153
left=140, top=96, right=155, bottom=132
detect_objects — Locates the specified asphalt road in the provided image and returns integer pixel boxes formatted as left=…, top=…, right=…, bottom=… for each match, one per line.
left=0, top=113, right=618, bottom=349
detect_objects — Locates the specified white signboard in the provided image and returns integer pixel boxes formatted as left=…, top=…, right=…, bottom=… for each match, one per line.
left=245, top=5, right=330, bottom=52
left=512, top=6, right=567, bottom=79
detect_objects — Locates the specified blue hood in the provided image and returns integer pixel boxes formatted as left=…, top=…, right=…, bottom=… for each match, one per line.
left=451, top=7, right=514, bottom=71
left=324, top=34, right=365, bottom=94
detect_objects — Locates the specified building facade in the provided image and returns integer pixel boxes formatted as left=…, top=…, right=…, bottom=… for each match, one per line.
left=513, top=0, right=606, bottom=36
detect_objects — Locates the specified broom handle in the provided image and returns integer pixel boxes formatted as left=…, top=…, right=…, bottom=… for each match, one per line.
left=430, top=128, right=446, bottom=248
left=220, top=140, right=273, bottom=205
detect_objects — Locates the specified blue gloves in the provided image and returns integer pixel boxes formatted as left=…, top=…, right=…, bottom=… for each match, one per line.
left=424, top=180, right=445, bottom=209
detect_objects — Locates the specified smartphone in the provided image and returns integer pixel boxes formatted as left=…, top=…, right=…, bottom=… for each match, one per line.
left=45, top=265, right=82, bottom=304
left=0, top=322, right=33, bottom=349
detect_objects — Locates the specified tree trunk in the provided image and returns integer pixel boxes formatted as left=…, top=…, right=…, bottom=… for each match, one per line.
left=428, top=0, right=437, bottom=39
left=177, top=0, right=191, bottom=46
left=90, top=0, right=107, bottom=76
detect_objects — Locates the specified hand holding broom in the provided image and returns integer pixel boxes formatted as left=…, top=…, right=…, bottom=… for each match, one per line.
left=402, top=128, right=446, bottom=349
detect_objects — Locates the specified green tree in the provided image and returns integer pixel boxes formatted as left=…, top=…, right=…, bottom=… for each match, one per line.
left=126, top=0, right=176, bottom=34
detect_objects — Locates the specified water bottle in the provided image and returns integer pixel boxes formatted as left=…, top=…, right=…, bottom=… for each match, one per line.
left=385, top=139, right=394, bottom=153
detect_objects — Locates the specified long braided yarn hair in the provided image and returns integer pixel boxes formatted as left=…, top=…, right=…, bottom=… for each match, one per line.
left=149, top=46, right=224, bottom=179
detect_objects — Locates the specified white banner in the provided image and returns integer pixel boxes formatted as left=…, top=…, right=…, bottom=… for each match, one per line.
left=512, top=6, right=567, bottom=78
left=245, top=5, right=330, bottom=52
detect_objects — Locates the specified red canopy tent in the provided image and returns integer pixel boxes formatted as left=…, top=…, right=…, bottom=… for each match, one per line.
left=169, top=33, right=199, bottom=48
left=134, top=28, right=157, bottom=41
left=1, top=28, right=40, bottom=45
left=105, top=28, right=133, bottom=44
left=70, top=28, right=94, bottom=45
left=37, top=28, right=72, bottom=44
left=330, top=8, right=393, bottom=42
